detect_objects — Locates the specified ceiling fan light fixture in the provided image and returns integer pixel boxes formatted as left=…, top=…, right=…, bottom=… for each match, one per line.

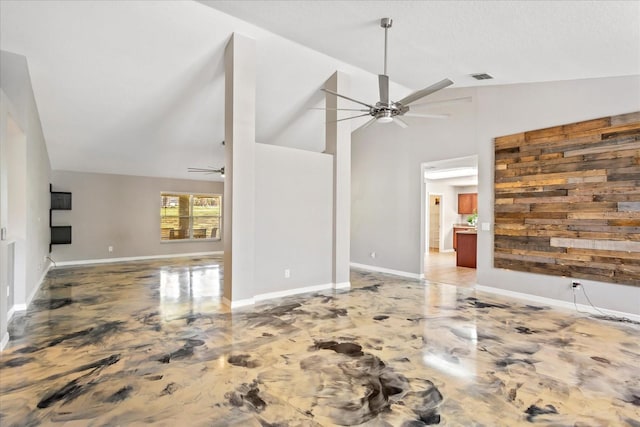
left=376, top=110, right=394, bottom=123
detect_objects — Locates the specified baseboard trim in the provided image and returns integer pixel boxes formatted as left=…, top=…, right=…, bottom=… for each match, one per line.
left=0, top=332, right=9, bottom=352
left=222, top=281, right=347, bottom=309
left=254, top=283, right=334, bottom=302
left=475, top=285, right=640, bottom=322
left=11, top=262, right=52, bottom=313
left=7, top=306, right=16, bottom=322
left=54, top=251, right=223, bottom=267
left=222, top=297, right=254, bottom=309
left=350, top=262, right=422, bottom=280
left=334, top=281, right=351, bottom=289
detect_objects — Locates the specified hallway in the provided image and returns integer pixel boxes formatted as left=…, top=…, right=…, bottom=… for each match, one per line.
left=424, top=249, right=477, bottom=288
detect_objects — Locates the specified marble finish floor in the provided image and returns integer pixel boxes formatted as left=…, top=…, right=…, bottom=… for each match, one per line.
left=0, top=256, right=638, bottom=426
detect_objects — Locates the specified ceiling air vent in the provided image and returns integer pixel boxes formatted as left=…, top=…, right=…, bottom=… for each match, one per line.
left=471, top=73, right=494, bottom=80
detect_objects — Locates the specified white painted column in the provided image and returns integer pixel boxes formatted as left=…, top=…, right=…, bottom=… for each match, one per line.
left=223, top=33, right=256, bottom=306
left=325, top=71, right=351, bottom=288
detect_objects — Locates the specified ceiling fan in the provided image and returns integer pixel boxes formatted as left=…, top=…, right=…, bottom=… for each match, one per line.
left=188, top=166, right=225, bottom=177
left=320, top=18, right=457, bottom=129
left=188, top=141, right=225, bottom=177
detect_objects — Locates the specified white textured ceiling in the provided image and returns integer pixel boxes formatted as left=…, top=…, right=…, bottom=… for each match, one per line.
left=1, top=1, right=639, bottom=181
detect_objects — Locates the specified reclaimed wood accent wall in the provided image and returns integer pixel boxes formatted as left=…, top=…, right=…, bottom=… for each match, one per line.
left=494, top=111, right=640, bottom=286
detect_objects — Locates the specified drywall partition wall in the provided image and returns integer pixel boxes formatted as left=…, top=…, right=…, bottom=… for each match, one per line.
left=223, top=33, right=256, bottom=304
left=351, top=87, right=478, bottom=276
left=351, top=75, right=640, bottom=314
left=494, top=112, right=640, bottom=286
left=254, top=143, right=333, bottom=294
left=0, top=50, right=51, bottom=348
left=50, top=171, right=223, bottom=262
left=325, top=71, right=351, bottom=287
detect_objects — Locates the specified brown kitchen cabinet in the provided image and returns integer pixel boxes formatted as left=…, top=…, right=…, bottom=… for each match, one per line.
left=456, top=231, right=477, bottom=268
left=458, top=193, right=478, bottom=214
left=453, top=226, right=475, bottom=250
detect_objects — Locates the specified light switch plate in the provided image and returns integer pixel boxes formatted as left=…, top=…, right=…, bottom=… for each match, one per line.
left=481, top=222, right=491, bottom=231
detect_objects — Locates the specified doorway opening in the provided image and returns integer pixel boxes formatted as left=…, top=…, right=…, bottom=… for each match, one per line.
left=421, top=155, right=478, bottom=287
left=427, top=193, right=442, bottom=252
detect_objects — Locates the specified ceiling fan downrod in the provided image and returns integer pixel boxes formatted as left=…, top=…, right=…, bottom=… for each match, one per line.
left=381, top=17, right=392, bottom=76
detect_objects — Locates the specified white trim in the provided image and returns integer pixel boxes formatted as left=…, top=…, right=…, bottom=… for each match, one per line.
left=254, top=283, right=334, bottom=302
left=54, top=251, right=223, bottom=267
left=12, top=261, right=52, bottom=312
left=7, top=306, right=15, bottom=322
left=334, top=281, right=351, bottom=289
left=0, top=332, right=9, bottom=351
left=350, top=262, right=423, bottom=280
left=475, top=285, right=640, bottom=322
left=222, top=283, right=338, bottom=309
left=222, top=296, right=254, bottom=308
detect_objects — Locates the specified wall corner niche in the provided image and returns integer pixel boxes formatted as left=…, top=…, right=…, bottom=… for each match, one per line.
left=49, top=183, right=72, bottom=252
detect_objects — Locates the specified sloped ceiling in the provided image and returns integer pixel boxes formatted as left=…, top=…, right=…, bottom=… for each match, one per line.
left=1, top=1, right=638, bottom=181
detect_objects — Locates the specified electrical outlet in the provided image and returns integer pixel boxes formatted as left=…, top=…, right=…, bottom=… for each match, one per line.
left=108, top=246, right=113, bottom=253
left=370, top=252, right=376, bottom=259
left=572, top=281, right=582, bottom=290
left=284, top=269, right=290, bottom=279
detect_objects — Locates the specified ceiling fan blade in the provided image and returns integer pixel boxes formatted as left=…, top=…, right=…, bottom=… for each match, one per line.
left=393, top=117, right=409, bottom=128
left=397, top=78, right=454, bottom=106
left=378, top=74, right=389, bottom=104
left=328, top=113, right=372, bottom=123
left=409, top=96, right=472, bottom=108
left=403, top=112, right=450, bottom=119
left=188, top=167, right=222, bottom=173
left=309, top=107, right=370, bottom=112
left=321, top=88, right=375, bottom=109
left=361, top=118, right=377, bottom=129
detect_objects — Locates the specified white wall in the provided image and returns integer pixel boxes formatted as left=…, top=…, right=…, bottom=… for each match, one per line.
left=50, top=171, right=223, bottom=262
left=351, top=86, right=477, bottom=274
left=352, top=75, right=640, bottom=314
left=0, top=50, right=52, bottom=348
left=254, top=143, right=333, bottom=295
left=475, top=76, right=640, bottom=315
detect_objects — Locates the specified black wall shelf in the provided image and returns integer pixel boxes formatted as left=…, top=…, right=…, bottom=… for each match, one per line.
left=50, top=183, right=72, bottom=252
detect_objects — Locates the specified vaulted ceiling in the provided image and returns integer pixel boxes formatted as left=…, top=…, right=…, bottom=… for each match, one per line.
left=1, top=1, right=638, bottom=181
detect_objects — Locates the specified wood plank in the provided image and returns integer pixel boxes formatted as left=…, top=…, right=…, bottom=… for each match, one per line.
left=530, top=202, right=617, bottom=213
left=494, top=132, right=525, bottom=149
left=563, top=117, right=610, bottom=134
left=525, top=125, right=565, bottom=141
left=564, top=139, right=640, bottom=157
left=611, top=111, right=640, bottom=126
left=550, top=238, right=640, bottom=252
left=618, top=202, right=640, bottom=212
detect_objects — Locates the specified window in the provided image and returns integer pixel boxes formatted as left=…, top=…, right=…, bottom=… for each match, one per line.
left=160, top=193, right=221, bottom=241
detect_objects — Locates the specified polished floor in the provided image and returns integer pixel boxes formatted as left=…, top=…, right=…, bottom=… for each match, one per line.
left=1, top=256, right=638, bottom=426
left=424, top=250, right=477, bottom=288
